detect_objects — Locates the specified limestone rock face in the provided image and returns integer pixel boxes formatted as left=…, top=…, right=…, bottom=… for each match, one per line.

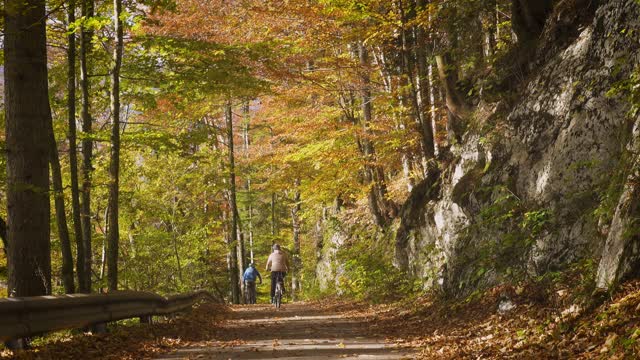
left=315, top=228, right=347, bottom=292
left=596, top=119, right=640, bottom=288
left=394, top=0, right=640, bottom=295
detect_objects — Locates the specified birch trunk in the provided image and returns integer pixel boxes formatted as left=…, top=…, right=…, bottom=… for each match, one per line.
left=291, top=178, right=302, bottom=300
left=79, top=0, right=95, bottom=293
left=225, top=101, right=241, bottom=304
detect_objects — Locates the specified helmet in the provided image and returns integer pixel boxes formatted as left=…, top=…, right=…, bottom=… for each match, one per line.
left=250, top=263, right=255, bottom=267
left=272, top=244, right=281, bottom=251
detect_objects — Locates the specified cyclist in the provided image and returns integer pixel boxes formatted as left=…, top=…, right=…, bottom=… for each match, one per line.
left=265, top=244, right=288, bottom=304
left=242, top=263, right=262, bottom=304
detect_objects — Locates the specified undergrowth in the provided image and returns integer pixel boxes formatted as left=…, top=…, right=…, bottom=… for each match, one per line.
left=335, top=233, right=420, bottom=304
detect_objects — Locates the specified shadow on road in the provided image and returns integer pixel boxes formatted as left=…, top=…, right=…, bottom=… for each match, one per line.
left=155, top=303, right=414, bottom=360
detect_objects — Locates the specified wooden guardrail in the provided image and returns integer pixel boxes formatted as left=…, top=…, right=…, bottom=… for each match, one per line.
left=0, top=290, right=217, bottom=343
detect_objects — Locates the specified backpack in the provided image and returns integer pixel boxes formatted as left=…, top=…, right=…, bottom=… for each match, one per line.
left=243, top=267, right=257, bottom=281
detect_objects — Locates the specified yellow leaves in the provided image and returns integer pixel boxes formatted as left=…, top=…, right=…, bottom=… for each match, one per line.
left=211, top=49, right=227, bottom=57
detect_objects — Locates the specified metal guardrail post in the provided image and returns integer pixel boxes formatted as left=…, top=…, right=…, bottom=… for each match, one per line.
left=91, top=323, right=108, bottom=334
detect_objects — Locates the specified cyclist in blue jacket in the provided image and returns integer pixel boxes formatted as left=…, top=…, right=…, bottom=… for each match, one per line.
left=243, top=263, right=262, bottom=304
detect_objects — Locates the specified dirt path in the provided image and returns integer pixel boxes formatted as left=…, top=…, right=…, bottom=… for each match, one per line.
left=155, top=303, right=414, bottom=360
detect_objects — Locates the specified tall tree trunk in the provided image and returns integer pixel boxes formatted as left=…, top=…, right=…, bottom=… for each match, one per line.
left=79, top=0, right=95, bottom=293
left=399, top=0, right=434, bottom=166
left=170, top=200, right=183, bottom=286
left=373, top=48, right=414, bottom=191
left=237, top=229, right=245, bottom=302
left=98, top=205, right=108, bottom=282
left=248, top=204, right=254, bottom=263
left=481, top=0, right=497, bottom=60
left=435, top=3, right=469, bottom=144
left=394, top=37, right=419, bottom=188
left=242, top=102, right=255, bottom=264
left=435, top=54, right=468, bottom=143
left=49, top=123, right=76, bottom=294
left=235, top=207, right=245, bottom=303
left=225, top=101, right=241, bottom=304
left=291, top=178, right=302, bottom=300
left=269, top=125, right=278, bottom=239
left=4, top=0, right=52, bottom=297
left=414, top=0, right=436, bottom=161
left=358, top=42, right=395, bottom=227
left=271, top=193, right=277, bottom=237
left=106, top=0, right=123, bottom=292
left=67, top=0, right=86, bottom=294
left=172, top=232, right=183, bottom=285
left=242, top=101, right=254, bottom=263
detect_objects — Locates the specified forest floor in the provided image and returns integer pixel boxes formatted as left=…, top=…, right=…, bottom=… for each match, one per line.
left=2, top=279, right=640, bottom=359
left=349, top=278, right=640, bottom=359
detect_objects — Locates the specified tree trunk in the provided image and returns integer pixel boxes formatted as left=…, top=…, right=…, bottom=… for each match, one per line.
left=399, top=0, right=434, bottom=165
left=49, top=122, right=76, bottom=294
left=237, top=230, right=246, bottom=302
left=225, top=101, right=241, bottom=304
left=271, top=193, right=277, bottom=237
left=242, top=102, right=255, bottom=264
left=428, top=65, right=439, bottom=151
left=170, top=200, right=183, bottom=286
left=172, top=232, right=183, bottom=285
left=358, top=42, right=395, bottom=227
left=235, top=208, right=245, bottom=303
left=66, top=0, right=86, bottom=295
left=395, top=20, right=420, bottom=188
left=248, top=204, right=254, bottom=263
left=481, top=0, right=497, bottom=59
left=106, top=0, right=123, bottom=292
left=373, top=47, right=414, bottom=190
left=291, top=178, right=302, bottom=300
left=79, top=0, right=95, bottom=293
left=414, top=0, right=436, bottom=161
left=435, top=54, right=468, bottom=143
left=99, top=205, right=108, bottom=281
left=4, top=0, right=53, bottom=297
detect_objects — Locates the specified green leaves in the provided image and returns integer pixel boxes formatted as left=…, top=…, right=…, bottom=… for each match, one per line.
left=521, top=209, right=551, bottom=238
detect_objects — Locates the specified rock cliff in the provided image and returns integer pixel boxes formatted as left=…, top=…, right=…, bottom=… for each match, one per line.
left=394, top=0, right=640, bottom=296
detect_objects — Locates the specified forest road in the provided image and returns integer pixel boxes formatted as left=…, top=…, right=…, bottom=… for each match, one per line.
left=155, top=303, right=415, bottom=360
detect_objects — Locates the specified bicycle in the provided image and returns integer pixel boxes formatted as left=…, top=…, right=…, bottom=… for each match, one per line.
left=244, top=281, right=257, bottom=304
left=273, top=274, right=284, bottom=309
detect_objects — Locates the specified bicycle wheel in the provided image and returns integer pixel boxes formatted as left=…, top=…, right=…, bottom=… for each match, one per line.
left=274, top=284, right=282, bottom=309
left=250, top=285, right=256, bottom=304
